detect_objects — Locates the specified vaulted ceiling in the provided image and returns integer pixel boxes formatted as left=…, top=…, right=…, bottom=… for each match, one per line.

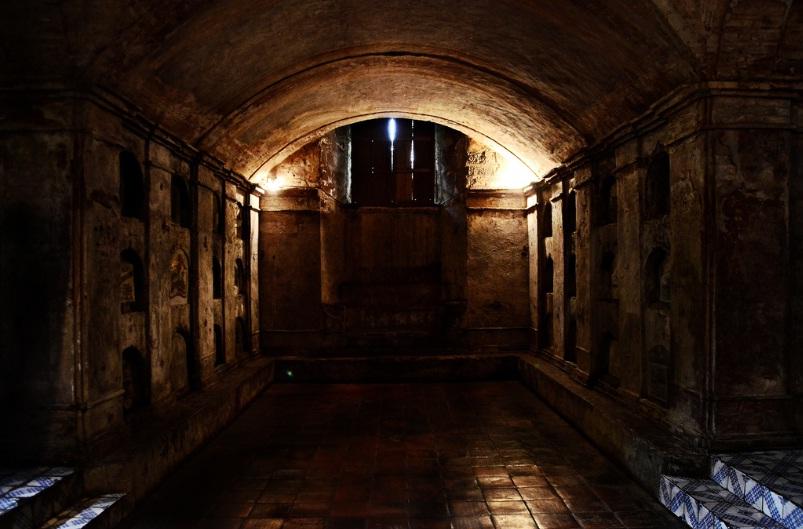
left=3, top=0, right=800, bottom=182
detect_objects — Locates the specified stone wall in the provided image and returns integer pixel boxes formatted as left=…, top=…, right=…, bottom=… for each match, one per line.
left=259, top=126, right=530, bottom=353
left=0, top=92, right=261, bottom=462
left=526, top=84, right=803, bottom=449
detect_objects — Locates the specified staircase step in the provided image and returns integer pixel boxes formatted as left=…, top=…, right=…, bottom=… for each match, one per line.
left=660, top=475, right=786, bottom=529
left=0, top=468, right=78, bottom=529
left=39, top=495, right=126, bottom=529
left=713, top=452, right=803, bottom=529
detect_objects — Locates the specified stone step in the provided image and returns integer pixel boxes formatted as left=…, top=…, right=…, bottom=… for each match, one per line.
left=0, top=468, right=79, bottom=529
left=38, top=495, right=126, bottom=529
left=659, top=475, right=786, bottom=529
left=713, top=452, right=803, bottom=529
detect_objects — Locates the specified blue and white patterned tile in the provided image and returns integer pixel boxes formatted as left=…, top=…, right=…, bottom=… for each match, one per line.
left=660, top=475, right=686, bottom=519
left=44, top=494, right=124, bottom=529
left=0, top=497, right=19, bottom=514
left=6, top=485, right=47, bottom=498
left=714, top=452, right=803, bottom=529
left=661, top=475, right=787, bottom=529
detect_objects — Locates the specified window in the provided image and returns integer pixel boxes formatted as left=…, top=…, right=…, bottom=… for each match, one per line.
left=212, top=256, right=222, bottom=300
left=214, top=324, right=225, bottom=366
left=351, top=118, right=435, bottom=206
left=645, top=148, right=670, bottom=219
left=120, top=151, right=145, bottom=220
left=171, top=174, right=191, bottom=228
left=121, top=249, right=145, bottom=313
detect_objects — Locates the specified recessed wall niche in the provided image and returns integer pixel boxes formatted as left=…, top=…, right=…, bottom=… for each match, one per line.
left=213, top=256, right=223, bottom=300
left=120, top=248, right=145, bottom=313
left=214, top=324, right=225, bottom=366
left=119, top=151, right=145, bottom=220
left=234, top=258, right=245, bottom=296
left=235, top=317, right=248, bottom=358
left=175, top=328, right=200, bottom=391
left=169, top=250, right=189, bottom=305
left=597, top=173, right=618, bottom=226
left=235, top=204, right=248, bottom=241
left=122, top=346, right=149, bottom=414
left=645, top=247, right=671, bottom=306
left=171, top=174, right=191, bottom=228
left=644, top=147, right=670, bottom=220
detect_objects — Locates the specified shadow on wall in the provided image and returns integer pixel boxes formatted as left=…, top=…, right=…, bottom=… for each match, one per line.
left=0, top=202, right=71, bottom=460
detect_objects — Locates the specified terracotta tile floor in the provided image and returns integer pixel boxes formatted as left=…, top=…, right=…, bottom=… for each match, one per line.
left=123, top=383, right=684, bottom=529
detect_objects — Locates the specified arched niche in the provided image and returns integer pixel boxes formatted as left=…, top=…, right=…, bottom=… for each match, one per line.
left=645, top=146, right=670, bottom=220
left=169, top=249, right=189, bottom=305
left=647, top=345, right=671, bottom=405
left=541, top=201, right=553, bottom=238
left=175, top=328, right=200, bottom=391
left=645, top=247, right=671, bottom=307
left=214, top=324, right=225, bottom=366
left=235, top=317, right=248, bottom=358
left=598, top=332, right=617, bottom=380
left=171, top=175, right=191, bottom=228
left=543, top=256, right=554, bottom=294
left=597, top=174, right=618, bottom=226
left=234, top=258, right=245, bottom=296
left=213, top=256, right=223, bottom=300
left=564, top=191, right=577, bottom=234
left=235, top=203, right=248, bottom=241
left=600, top=250, right=617, bottom=301
left=120, top=151, right=146, bottom=220
left=120, top=248, right=145, bottom=313
left=212, top=194, right=224, bottom=235
left=122, top=346, right=149, bottom=414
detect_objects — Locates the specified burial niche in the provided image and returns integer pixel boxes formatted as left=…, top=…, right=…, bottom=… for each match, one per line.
left=235, top=317, right=248, bottom=358
left=597, top=174, right=618, bottom=226
left=234, top=258, right=245, bottom=296
left=213, top=256, right=223, bottom=300
left=542, top=201, right=553, bottom=237
left=169, top=250, right=189, bottom=305
left=645, top=147, right=670, bottom=220
left=120, top=151, right=145, bottom=220
left=214, top=324, right=225, bottom=366
left=120, top=249, right=145, bottom=313
left=171, top=174, right=191, bottom=228
left=235, top=204, right=248, bottom=241
left=122, top=347, right=149, bottom=414
left=645, top=247, right=670, bottom=306
left=175, top=328, right=200, bottom=391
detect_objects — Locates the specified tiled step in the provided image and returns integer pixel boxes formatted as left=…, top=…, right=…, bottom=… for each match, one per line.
left=713, top=452, right=803, bottom=529
left=39, top=495, right=126, bottom=529
left=0, top=468, right=79, bottom=529
left=660, top=475, right=786, bottom=529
